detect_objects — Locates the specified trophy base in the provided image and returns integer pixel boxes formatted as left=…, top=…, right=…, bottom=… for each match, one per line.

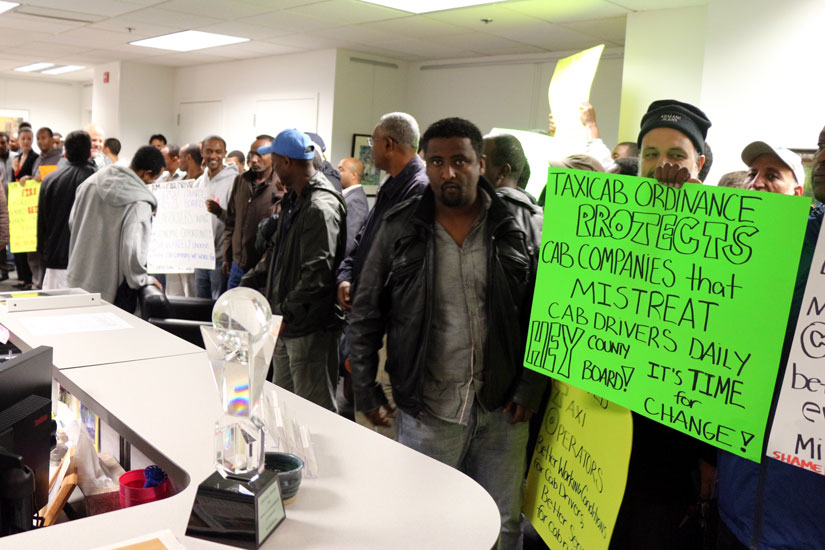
left=186, top=469, right=284, bottom=549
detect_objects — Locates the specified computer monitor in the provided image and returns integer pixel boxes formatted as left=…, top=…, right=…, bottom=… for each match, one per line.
left=0, top=346, right=54, bottom=511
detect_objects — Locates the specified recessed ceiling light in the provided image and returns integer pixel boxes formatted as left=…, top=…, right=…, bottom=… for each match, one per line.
left=41, top=65, right=85, bottom=75
left=14, top=62, right=54, bottom=73
left=130, top=30, right=248, bottom=52
left=0, top=2, right=19, bottom=15
left=358, top=0, right=501, bottom=13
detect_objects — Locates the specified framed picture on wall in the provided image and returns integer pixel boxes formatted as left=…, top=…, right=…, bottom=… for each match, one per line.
left=790, top=148, right=817, bottom=202
left=0, top=109, right=29, bottom=135
left=352, top=133, right=384, bottom=195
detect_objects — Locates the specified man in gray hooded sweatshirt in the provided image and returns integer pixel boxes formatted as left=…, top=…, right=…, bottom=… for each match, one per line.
left=67, top=145, right=165, bottom=311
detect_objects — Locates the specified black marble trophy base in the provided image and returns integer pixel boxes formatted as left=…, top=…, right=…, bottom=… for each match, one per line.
left=186, top=469, right=285, bottom=549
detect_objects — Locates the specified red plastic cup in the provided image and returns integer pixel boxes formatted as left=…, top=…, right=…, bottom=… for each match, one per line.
left=118, top=469, right=168, bottom=508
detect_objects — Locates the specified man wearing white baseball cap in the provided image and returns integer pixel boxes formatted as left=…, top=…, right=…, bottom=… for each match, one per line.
left=714, top=141, right=824, bottom=550
left=740, top=141, right=805, bottom=195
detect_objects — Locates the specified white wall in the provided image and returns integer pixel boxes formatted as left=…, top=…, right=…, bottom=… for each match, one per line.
left=119, top=62, right=176, bottom=160
left=618, top=6, right=708, bottom=144
left=173, top=49, right=337, bottom=159
left=405, top=51, right=624, bottom=151
left=331, top=49, right=410, bottom=164
left=0, top=76, right=84, bottom=136
left=699, top=0, right=825, bottom=182
left=92, top=61, right=121, bottom=140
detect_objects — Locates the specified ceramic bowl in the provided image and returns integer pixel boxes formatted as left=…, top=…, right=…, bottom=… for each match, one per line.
left=264, top=452, right=304, bottom=503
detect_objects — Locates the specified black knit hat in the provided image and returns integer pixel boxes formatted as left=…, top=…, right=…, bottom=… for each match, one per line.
left=637, top=99, right=711, bottom=155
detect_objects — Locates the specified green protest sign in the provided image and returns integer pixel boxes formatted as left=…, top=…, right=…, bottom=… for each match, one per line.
left=524, top=169, right=811, bottom=461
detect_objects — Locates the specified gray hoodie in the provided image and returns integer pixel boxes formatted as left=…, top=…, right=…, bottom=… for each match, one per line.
left=67, top=165, right=158, bottom=303
left=196, top=162, right=239, bottom=265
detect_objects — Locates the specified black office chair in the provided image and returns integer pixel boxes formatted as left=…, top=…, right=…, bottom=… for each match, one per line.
left=138, top=285, right=214, bottom=348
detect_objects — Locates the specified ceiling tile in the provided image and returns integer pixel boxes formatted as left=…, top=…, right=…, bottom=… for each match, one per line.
left=471, top=44, right=546, bottom=55
left=608, top=0, right=706, bottom=9
left=287, top=0, right=408, bottom=25
left=560, top=16, right=627, bottom=45
left=54, top=27, right=135, bottom=48
left=237, top=0, right=326, bottom=9
left=318, top=24, right=400, bottom=46
left=266, top=33, right=365, bottom=51
left=107, top=7, right=225, bottom=29
left=480, top=19, right=605, bottom=51
left=9, top=42, right=93, bottom=56
left=12, top=1, right=147, bottom=18
left=421, top=3, right=537, bottom=31
left=432, top=31, right=531, bottom=54
left=235, top=9, right=339, bottom=34
left=370, top=38, right=477, bottom=59
left=0, top=13, right=87, bottom=32
left=161, top=0, right=279, bottom=19
left=503, top=0, right=628, bottom=22
left=88, top=17, right=181, bottom=39
left=361, top=14, right=472, bottom=39
left=190, top=21, right=286, bottom=40
left=143, top=52, right=231, bottom=66
left=205, top=41, right=299, bottom=58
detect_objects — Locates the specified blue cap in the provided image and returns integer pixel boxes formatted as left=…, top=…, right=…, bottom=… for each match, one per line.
left=258, top=129, right=315, bottom=160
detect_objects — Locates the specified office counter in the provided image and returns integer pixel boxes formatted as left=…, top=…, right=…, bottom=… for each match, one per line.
left=0, top=306, right=501, bottom=549
left=0, top=303, right=203, bottom=370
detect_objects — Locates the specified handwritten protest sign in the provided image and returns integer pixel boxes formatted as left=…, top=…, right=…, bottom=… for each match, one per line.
left=524, top=169, right=810, bottom=461
left=767, top=221, right=825, bottom=474
left=548, top=44, right=604, bottom=145
left=148, top=179, right=215, bottom=273
left=8, top=180, right=41, bottom=253
left=524, top=382, right=631, bottom=549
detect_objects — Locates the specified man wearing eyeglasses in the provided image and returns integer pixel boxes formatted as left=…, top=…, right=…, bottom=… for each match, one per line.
left=336, top=112, right=428, bottom=433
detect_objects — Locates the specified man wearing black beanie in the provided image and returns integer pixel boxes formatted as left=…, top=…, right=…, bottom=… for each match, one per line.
left=611, top=99, right=715, bottom=550
left=637, top=99, right=712, bottom=187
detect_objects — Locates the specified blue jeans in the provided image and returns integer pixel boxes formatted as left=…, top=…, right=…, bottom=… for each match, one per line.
left=397, top=402, right=528, bottom=550
left=227, top=261, right=245, bottom=290
left=195, top=265, right=226, bottom=299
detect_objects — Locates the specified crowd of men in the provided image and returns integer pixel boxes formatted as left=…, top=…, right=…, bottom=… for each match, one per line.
left=0, top=98, right=820, bottom=550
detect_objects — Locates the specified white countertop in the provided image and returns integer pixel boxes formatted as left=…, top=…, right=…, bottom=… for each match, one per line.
left=0, top=303, right=203, bottom=370
left=0, top=313, right=500, bottom=549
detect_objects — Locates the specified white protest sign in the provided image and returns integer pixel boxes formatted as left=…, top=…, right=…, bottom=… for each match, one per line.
left=148, top=179, right=215, bottom=273
left=767, top=220, right=825, bottom=475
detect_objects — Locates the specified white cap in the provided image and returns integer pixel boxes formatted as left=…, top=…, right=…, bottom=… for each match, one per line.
left=741, top=141, right=805, bottom=187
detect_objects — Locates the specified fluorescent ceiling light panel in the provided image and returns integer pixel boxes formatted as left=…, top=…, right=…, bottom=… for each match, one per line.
left=14, top=62, right=54, bottom=72
left=130, top=30, right=248, bottom=52
left=358, top=0, right=501, bottom=13
left=0, top=2, right=18, bottom=15
left=41, top=65, right=85, bottom=75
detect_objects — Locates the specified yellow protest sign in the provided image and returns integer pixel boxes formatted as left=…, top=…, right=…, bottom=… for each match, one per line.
left=8, top=180, right=41, bottom=253
left=524, top=382, right=631, bottom=549
left=548, top=44, right=605, bottom=150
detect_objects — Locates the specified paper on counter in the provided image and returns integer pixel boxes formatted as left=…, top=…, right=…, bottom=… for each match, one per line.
left=89, top=529, right=186, bottom=550
left=21, top=312, right=132, bottom=335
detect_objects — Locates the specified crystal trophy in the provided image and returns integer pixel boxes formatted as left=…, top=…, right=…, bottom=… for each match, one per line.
left=187, top=287, right=285, bottom=549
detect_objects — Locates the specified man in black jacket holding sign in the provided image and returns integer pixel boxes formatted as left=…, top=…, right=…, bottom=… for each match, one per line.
left=348, top=117, right=546, bottom=550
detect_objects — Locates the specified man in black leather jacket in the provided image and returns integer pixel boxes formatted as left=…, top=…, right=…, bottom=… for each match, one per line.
left=241, top=130, right=346, bottom=413
left=349, top=117, right=546, bottom=550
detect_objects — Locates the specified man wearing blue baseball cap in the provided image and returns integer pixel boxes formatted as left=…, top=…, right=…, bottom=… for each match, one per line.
left=241, top=129, right=347, bottom=412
